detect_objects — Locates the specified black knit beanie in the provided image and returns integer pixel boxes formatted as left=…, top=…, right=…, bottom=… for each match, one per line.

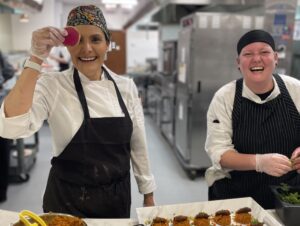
left=237, top=29, right=275, bottom=55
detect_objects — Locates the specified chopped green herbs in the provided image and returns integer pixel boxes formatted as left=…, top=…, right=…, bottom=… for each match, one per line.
left=251, top=218, right=259, bottom=223
left=251, top=218, right=264, bottom=226
left=278, top=183, right=300, bottom=205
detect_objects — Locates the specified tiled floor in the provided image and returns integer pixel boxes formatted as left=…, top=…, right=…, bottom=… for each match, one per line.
left=0, top=116, right=208, bottom=219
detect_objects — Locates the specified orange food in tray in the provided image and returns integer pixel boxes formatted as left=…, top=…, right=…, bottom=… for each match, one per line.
left=48, top=215, right=85, bottom=226
left=213, top=209, right=231, bottom=226
left=13, top=212, right=86, bottom=226
left=151, top=216, right=169, bottom=226
left=147, top=207, right=264, bottom=226
left=234, top=207, right=252, bottom=224
left=173, top=215, right=190, bottom=226
left=193, top=212, right=210, bottom=226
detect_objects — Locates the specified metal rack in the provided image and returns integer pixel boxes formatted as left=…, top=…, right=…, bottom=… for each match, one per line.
left=9, top=132, right=39, bottom=183
left=0, top=89, right=38, bottom=183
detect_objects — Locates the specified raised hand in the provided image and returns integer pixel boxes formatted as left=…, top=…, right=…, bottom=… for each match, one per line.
left=30, top=27, right=67, bottom=60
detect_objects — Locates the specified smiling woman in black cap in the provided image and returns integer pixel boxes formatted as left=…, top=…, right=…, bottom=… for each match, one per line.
left=0, top=5, right=156, bottom=218
left=205, top=29, right=300, bottom=209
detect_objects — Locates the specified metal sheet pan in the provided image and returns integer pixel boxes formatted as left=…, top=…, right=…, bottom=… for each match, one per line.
left=136, top=197, right=282, bottom=226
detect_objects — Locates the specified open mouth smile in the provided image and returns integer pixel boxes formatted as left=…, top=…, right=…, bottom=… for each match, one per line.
left=78, top=57, right=97, bottom=62
left=250, top=66, right=264, bottom=72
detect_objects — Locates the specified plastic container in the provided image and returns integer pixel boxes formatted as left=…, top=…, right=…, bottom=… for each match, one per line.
left=271, top=185, right=300, bottom=226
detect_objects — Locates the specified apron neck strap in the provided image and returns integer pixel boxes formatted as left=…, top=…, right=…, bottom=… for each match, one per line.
left=73, top=67, right=130, bottom=119
left=102, top=67, right=130, bottom=118
left=73, top=68, right=90, bottom=119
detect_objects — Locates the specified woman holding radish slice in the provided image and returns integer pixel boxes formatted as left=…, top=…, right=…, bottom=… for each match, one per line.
left=0, top=5, right=156, bottom=218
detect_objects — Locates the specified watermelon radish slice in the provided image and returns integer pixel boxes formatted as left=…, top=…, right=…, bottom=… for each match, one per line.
left=63, top=26, right=80, bottom=46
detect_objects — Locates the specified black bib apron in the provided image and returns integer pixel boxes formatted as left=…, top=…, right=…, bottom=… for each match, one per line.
left=43, top=67, right=133, bottom=218
left=209, top=74, right=300, bottom=209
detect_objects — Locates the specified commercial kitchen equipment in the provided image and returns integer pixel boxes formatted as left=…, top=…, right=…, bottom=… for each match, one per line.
left=160, top=40, right=178, bottom=146
left=174, top=12, right=263, bottom=179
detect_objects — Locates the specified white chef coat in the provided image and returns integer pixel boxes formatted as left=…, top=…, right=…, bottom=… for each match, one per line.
left=0, top=65, right=156, bottom=194
left=205, top=74, right=300, bottom=186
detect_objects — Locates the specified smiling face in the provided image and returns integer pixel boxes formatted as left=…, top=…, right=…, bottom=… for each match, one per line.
left=237, top=42, right=278, bottom=93
left=67, top=25, right=109, bottom=80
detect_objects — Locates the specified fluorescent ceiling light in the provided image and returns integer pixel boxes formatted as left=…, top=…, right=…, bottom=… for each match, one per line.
left=122, top=4, right=135, bottom=9
left=32, top=0, right=44, bottom=4
left=19, top=14, right=29, bottom=23
left=102, top=0, right=137, bottom=4
left=105, top=4, right=117, bottom=9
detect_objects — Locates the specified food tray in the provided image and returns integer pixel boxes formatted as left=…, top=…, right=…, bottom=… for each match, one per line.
left=12, top=212, right=87, bottom=226
left=136, top=197, right=282, bottom=226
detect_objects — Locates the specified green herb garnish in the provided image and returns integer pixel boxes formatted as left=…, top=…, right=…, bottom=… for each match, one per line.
left=251, top=218, right=264, bottom=226
left=278, top=183, right=300, bottom=205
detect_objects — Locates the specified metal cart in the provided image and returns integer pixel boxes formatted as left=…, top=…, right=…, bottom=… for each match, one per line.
left=0, top=89, right=39, bottom=183
left=9, top=133, right=39, bottom=183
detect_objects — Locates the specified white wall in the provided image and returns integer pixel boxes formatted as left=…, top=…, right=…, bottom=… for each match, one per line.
left=126, top=7, right=160, bottom=72
left=10, top=0, right=56, bottom=51
left=0, top=14, right=12, bottom=52
left=126, top=29, right=159, bottom=71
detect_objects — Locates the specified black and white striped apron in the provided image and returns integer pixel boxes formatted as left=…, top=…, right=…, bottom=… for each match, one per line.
left=209, top=74, right=300, bottom=209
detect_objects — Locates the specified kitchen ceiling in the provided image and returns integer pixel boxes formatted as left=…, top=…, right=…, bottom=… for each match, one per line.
left=60, top=0, right=148, bottom=14
left=59, top=0, right=157, bottom=29
left=0, top=0, right=44, bottom=13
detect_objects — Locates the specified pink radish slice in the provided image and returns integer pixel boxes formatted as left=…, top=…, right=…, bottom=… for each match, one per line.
left=63, top=27, right=80, bottom=46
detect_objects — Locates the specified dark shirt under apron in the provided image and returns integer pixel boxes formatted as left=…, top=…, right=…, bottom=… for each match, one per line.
left=209, top=74, right=300, bottom=209
left=43, top=67, right=133, bottom=218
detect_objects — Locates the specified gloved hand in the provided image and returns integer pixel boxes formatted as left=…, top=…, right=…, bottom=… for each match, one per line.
left=291, top=147, right=300, bottom=173
left=256, top=153, right=292, bottom=177
left=30, top=27, right=67, bottom=61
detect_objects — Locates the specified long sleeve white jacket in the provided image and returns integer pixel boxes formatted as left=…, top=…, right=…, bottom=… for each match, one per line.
left=0, top=66, right=156, bottom=194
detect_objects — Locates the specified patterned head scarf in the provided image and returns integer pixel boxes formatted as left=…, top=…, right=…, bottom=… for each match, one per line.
left=66, top=5, right=111, bottom=42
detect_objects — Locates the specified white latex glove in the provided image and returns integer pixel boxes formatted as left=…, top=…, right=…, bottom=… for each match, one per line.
left=30, top=27, right=67, bottom=61
left=256, top=153, right=292, bottom=177
left=291, top=147, right=300, bottom=173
